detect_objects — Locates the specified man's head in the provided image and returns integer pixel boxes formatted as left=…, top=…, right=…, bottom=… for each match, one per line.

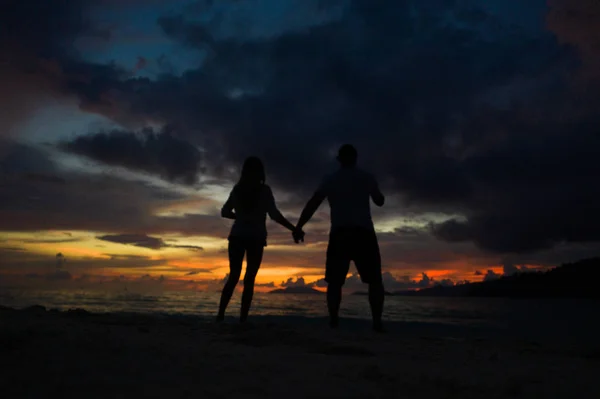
left=336, top=144, right=358, bottom=167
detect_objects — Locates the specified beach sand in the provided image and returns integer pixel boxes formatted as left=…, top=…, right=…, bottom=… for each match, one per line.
left=1, top=305, right=598, bottom=398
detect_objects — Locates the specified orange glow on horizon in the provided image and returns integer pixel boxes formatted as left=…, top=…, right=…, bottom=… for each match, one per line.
left=0, top=229, right=532, bottom=291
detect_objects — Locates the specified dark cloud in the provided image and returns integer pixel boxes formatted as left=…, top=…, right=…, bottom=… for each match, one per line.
left=483, top=270, right=501, bottom=282
left=0, top=0, right=111, bottom=135
left=375, top=227, right=493, bottom=270
left=547, top=0, right=600, bottom=80
left=0, top=1, right=102, bottom=55
left=280, top=277, right=311, bottom=288
left=14, top=238, right=82, bottom=244
left=139, top=273, right=166, bottom=283
left=0, top=247, right=26, bottom=252
left=61, top=128, right=204, bottom=185
left=497, top=262, right=533, bottom=277
left=141, top=0, right=576, bottom=199
left=64, top=0, right=597, bottom=257
left=96, top=234, right=205, bottom=252
left=22, top=173, right=67, bottom=185
left=255, top=281, right=276, bottom=288
left=503, top=263, right=519, bottom=276
left=172, top=245, right=204, bottom=252
left=475, top=263, right=535, bottom=281
left=104, top=254, right=151, bottom=260
left=3, top=0, right=600, bottom=264
left=1, top=141, right=166, bottom=232
left=0, top=140, right=58, bottom=174
left=0, top=141, right=228, bottom=239
left=184, top=268, right=212, bottom=276
left=429, top=121, right=600, bottom=253
left=97, top=234, right=166, bottom=250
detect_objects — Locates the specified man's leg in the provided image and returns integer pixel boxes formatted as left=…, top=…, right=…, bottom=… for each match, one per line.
left=325, top=230, right=350, bottom=329
left=356, top=229, right=384, bottom=332
left=327, top=283, right=343, bottom=328
left=368, top=281, right=385, bottom=332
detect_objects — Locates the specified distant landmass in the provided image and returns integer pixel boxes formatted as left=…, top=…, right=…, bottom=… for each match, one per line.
left=269, top=286, right=322, bottom=295
left=352, top=291, right=395, bottom=296
left=380, top=258, right=600, bottom=299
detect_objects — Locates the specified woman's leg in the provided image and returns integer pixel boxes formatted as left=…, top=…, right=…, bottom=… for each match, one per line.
left=240, top=242, right=264, bottom=322
left=217, top=239, right=245, bottom=321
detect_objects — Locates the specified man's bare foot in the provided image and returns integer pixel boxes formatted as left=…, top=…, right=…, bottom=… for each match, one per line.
left=216, top=314, right=225, bottom=323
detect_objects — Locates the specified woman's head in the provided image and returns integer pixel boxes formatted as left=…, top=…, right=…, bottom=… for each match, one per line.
left=236, top=157, right=266, bottom=211
left=239, top=156, right=266, bottom=185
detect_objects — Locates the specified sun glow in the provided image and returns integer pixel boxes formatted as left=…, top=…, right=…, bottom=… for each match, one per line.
left=1, top=227, right=513, bottom=292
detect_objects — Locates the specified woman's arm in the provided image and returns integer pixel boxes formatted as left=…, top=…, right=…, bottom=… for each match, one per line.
left=266, top=187, right=296, bottom=231
left=270, top=208, right=296, bottom=231
left=221, top=189, right=236, bottom=219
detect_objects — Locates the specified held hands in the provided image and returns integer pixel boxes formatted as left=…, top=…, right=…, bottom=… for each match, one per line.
left=292, top=227, right=305, bottom=244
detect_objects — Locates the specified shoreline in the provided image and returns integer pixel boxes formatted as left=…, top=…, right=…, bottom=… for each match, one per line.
left=1, top=305, right=599, bottom=398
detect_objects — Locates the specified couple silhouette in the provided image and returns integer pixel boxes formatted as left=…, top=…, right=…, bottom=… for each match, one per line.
left=217, top=144, right=385, bottom=332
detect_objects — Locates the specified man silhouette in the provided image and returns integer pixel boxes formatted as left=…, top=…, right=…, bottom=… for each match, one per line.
left=296, top=144, right=385, bottom=332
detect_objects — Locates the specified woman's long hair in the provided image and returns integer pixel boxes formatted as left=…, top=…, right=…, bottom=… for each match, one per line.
left=236, top=156, right=266, bottom=211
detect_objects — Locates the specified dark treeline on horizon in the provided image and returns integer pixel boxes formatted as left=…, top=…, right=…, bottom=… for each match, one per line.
left=386, top=258, right=600, bottom=299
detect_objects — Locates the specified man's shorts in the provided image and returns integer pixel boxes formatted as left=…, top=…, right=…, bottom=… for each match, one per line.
left=325, top=226, right=382, bottom=286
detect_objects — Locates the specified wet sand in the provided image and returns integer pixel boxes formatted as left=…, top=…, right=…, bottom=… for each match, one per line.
left=1, top=305, right=598, bottom=398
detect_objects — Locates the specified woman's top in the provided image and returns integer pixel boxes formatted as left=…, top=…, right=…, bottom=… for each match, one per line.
left=221, top=183, right=281, bottom=243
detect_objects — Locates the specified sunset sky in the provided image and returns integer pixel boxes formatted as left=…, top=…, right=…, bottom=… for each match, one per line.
left=1, top=0, right=600, bottom=293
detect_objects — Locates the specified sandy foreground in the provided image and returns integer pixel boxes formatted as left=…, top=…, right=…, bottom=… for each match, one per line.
left=1, top=305, right=598, bottom=399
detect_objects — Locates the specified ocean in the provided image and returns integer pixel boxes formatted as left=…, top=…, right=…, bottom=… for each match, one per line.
left=1, top=288, right=597, bottom=341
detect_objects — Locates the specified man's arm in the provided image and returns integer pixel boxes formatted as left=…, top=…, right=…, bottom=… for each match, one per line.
left=370, top=175, right=385, bottom=207
left=296, top=190, right=327, bottom=230
left=221, top=190, right=236, bottom=219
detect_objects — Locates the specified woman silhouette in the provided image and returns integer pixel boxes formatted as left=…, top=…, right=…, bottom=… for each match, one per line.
left=217, top=157, right=303, bottom=322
